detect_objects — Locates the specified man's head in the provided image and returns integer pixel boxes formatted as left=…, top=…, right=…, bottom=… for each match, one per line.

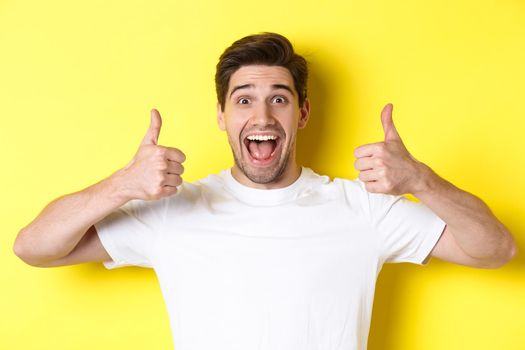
left=215, top=32, right=309, bottom=112
left=215, top=32, right=310, bottom=187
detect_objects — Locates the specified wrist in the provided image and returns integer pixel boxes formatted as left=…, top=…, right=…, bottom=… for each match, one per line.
left=99, top=168, right=136, bottom=206
left=410, top=161, right=439, bottom=197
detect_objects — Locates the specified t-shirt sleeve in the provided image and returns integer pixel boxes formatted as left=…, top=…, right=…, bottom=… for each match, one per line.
left=93, top=197, right=168, bottom=269
left=356, top=179, right=446, bottom=265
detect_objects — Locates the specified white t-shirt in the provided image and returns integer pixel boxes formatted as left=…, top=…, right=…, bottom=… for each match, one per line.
left=94, top=166, right=446, bottom=350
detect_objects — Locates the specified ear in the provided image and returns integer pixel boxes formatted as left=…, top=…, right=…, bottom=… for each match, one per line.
left=297, top=98, right=310, bottom=129
left=217, top=101, right=226, bottom=131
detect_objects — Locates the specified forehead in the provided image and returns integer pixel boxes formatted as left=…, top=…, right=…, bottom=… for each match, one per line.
left=228, top=65, right=294, bottom=92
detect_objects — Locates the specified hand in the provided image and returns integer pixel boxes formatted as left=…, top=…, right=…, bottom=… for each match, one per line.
left=353, top=103, right=426, bottom=195
left=118, top=109, right=186, bottom=201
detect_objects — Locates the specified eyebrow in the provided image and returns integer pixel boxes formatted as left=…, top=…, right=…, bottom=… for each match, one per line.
left=229, top=83, right=295, bottom=98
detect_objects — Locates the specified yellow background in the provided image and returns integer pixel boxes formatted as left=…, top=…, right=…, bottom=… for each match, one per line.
left=2, top=0, right=524, bottom=349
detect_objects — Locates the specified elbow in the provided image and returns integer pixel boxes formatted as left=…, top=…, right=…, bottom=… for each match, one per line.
left=13, top=229, right=55, bottom=267
left=483, top=234, right=518, bottom=269
left=13, top=232, right=39, bottom=267
left=503, top=231, right=518, bottom=265
left=505, top=238, right=518, bottom=264
left=13, top=238, right=32, bottom=266
left=13, top=230, right=29, bottom=261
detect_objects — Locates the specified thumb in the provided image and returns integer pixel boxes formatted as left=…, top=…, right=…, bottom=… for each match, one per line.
left=141, top=108, right=162, bottom=145
left=380, top=103, right=401, bottom=142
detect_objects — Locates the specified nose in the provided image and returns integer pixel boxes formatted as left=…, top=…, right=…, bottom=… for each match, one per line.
left=250, top=102, right=276, bottom=127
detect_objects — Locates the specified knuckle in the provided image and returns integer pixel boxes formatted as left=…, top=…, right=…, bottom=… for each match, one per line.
left=168, top=147, right=186, bottom=163
left=144, top=144, right=157, bottom=155
left=386, top=169, right=393, bottom=178
left=166, top=187, right=178, bottom=196
left=168, top=163, right=183, bottom=175
left=149, top=187, right=163, bottom=199
left=156, top=172, right=165, bottom=184
left=179, top=151, right=186, bottom=162
left=155, top=146, right=166, bottom=157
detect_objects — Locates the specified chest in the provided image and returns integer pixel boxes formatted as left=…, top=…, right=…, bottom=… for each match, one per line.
left=154, top=203, right=379, bottom=300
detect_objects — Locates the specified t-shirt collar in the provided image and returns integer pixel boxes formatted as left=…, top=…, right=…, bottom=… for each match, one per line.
left=221, top=166, right=314, bottom=205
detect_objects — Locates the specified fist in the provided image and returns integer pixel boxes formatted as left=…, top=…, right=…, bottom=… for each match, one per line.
left=120, top=109, right=186, bottom=201
left=353, top=103, right=425, bottom=195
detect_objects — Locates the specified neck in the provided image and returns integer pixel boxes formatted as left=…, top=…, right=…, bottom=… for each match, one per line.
left=231, top=161, right=302, bottom=189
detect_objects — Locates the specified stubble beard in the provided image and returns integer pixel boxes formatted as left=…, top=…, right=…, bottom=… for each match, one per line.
left=229, top=134, right=295, bottom=184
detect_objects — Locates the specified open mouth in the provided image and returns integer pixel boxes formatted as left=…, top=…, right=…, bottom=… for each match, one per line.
left=243, top=135, right=282, bottom=166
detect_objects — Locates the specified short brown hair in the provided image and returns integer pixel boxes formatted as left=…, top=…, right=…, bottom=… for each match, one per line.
left=215, top=32, right=308, bottom=112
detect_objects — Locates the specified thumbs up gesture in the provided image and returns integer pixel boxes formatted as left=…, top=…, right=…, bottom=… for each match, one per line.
left=119, top=109, right=186, bottom=201
left=353, top=103, right=426, bottom=195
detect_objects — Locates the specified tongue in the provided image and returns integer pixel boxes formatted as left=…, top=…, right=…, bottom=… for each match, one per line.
left=248, top=140, right=275, bottom=160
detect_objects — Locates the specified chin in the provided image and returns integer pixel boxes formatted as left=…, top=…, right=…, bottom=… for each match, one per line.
left=235, top=148, right=291, bottom=185
left=245, top=169, right=282, bottom=184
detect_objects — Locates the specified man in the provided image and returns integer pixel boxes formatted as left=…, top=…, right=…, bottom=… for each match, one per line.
left=14, top=32, right=517, bottom=350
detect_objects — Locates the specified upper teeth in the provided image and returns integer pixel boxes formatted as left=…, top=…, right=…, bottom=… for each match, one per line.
left=247, top=135, right=277, bottom=141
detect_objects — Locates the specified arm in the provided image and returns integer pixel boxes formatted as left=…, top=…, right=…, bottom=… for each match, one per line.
left=354, top=103, right=517, bottom=268
left=14, top=171, right=131, bottom=267
left=414, top=164, right=516, bottom=268
left=13, top=109, right=185, bottom=267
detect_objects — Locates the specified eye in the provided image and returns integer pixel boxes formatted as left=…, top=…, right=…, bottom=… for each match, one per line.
left=272, top=96, right=287, bottom=104
left=238, top=97, right=250, bottom=105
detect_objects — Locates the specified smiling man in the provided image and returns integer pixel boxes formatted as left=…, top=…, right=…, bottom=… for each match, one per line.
left=219, top=64, right=308, bottom=187
left=14, top=32, right=517, bottom=350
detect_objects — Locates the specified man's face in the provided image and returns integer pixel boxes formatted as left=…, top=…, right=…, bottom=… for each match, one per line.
left=217, top=65, right=309, bottom=184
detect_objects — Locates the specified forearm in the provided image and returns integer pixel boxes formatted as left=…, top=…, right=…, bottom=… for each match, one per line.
left=14, top=169, right=131, bottom=264
left=413, top=163, right=516, bottom=261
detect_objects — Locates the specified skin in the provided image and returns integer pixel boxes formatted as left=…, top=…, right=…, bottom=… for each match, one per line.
left=354, top=103, right=517, bottom=267
left=217, top=65, right=310, bottom=189
left=13, top=64, right=517, bottom=270
left=12, top=108, right=186, bottom=266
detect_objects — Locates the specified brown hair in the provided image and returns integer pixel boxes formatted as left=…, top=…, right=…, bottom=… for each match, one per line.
left=215, top=32, right=308, bottom=112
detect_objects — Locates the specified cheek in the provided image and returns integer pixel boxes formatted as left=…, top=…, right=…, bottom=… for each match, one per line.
left=226, top=125, right=244, bottom=148
left=281, top=116, right=298, bottom=136
left=274, top=105, right=299, bottom=122
left=223, top=112, right=243, bottom=132
left=227, top=110, right=249, bottom=128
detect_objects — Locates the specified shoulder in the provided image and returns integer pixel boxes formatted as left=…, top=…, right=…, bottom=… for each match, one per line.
left=164, top=170, right=230, bottom=209
left=305, top=168, right=371, bottom=208
left=308, top=168, right=367, bottom=198
left=331, top=175, right=367, bottom=194
left=329, top=173, right=403, bottom=207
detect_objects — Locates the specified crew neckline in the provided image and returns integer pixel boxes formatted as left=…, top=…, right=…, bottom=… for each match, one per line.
left=221, top=166, right=314, bottom=206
